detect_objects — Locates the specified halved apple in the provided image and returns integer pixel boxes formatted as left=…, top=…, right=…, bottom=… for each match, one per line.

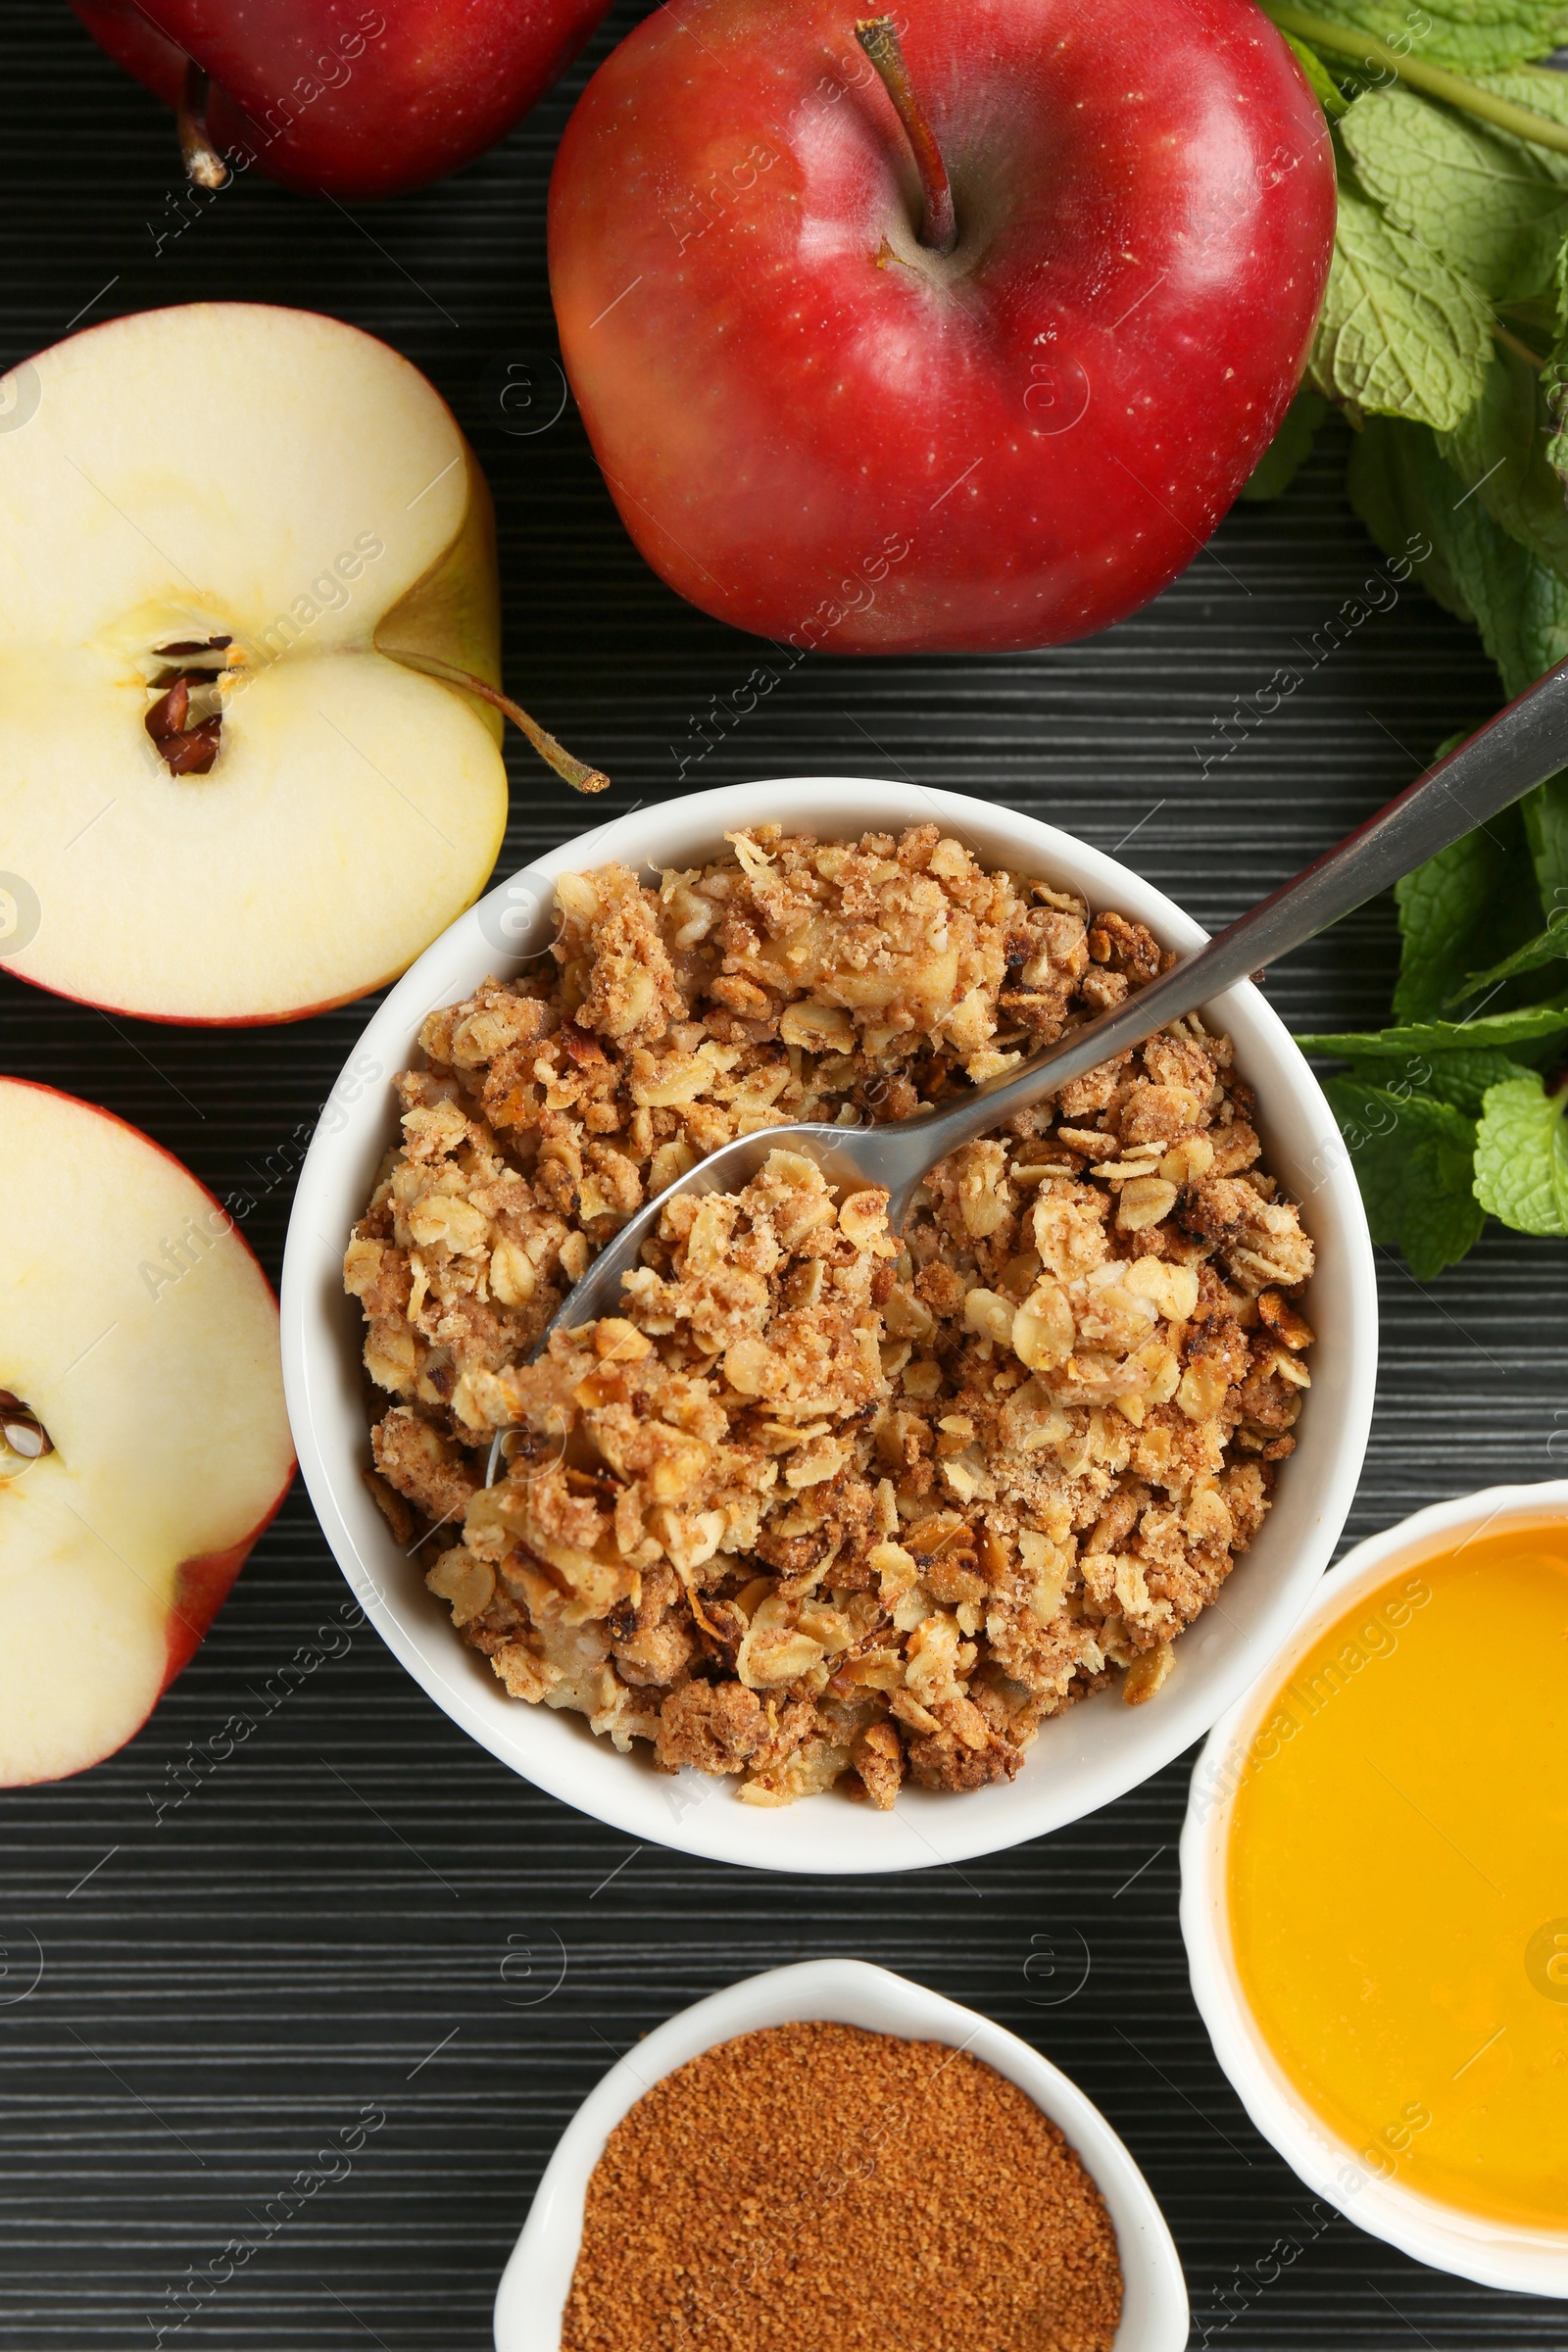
left=0, top=1080, right=295, bottom=1784
left=0, top=302, right=530, bottom=1023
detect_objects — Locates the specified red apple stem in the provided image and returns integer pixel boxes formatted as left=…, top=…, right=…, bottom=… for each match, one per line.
left=380, top=649, right=610, bottom=795
left=855, top=16, right=956, bottom=256
left=178, top=57, right=230, bottom=191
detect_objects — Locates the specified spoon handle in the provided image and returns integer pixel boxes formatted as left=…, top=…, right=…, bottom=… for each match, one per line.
left=909, top=655, right=1568, bottom=1176
left=1194, top=654, right=1568, bottom=975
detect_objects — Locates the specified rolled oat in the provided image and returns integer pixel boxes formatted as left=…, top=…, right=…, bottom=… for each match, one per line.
left=347, top=825, right=1315, bottom=1805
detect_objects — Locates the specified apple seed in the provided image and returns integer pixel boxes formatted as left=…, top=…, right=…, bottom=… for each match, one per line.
left=0, top=1392, right=51, bottom=1461
left=146, top=672, right=223, bottom=776
left=155, top=636, right=232, bottom=658
left=145, top=638, right=231, bottom=776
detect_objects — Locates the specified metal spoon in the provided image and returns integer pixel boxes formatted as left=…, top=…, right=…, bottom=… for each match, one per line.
left=486, top=657, right=1568, bottom=1477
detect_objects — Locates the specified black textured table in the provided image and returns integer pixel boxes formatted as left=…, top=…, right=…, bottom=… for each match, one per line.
left=3, top=8, right=1565, bottom=2348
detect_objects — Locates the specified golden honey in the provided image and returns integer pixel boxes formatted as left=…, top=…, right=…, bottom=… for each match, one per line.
left=1226, top=1524, right=1568, bottom=2230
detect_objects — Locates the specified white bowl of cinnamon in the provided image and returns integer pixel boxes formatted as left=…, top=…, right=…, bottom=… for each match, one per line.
left=493, top=1957, right=1188, bottom=2351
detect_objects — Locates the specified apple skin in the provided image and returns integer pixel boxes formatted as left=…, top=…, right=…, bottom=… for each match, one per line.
left=164, top=1510, right=289, bottom=1690
left=66, top=0, right=615, bottom=198
left=549, top=0, right=1336, bottom=655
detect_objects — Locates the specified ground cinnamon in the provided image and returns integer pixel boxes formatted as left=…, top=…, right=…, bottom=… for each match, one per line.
left=561, top=2020, right=1124, bottom=2352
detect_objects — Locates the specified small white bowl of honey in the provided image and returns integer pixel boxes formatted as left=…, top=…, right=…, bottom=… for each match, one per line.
left=1181, top=1480, right=1568, bottom=2294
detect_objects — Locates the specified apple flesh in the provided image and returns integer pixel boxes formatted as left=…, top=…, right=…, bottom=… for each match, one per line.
left=549, top=0, right=1336, bottom=654
left=0, top=302, right=514, bottom=1024
left=67, top=0, right=615, bottom=199
left=0, top=1080, right=295, bottom=1786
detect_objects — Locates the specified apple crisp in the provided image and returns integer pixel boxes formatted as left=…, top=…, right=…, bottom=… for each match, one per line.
left=346, top=823, right=1315, bottom=1806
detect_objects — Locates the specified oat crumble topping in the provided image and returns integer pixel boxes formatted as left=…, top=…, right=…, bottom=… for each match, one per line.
left=345, top=824, right=1315, bottom=1806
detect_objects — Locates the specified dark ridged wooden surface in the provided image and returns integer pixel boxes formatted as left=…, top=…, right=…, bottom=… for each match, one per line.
left=2, top=5, right=1565, bottom=2345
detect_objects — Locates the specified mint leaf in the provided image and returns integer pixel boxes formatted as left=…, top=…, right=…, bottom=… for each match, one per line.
left=1455, top=919, right=1568, bottom=996
left=1241, top=390, right=1329, bottom=502
left=1347, top=413, right=1478, bottom=619
left=1474, top=1069, right=1568, bottom=1229
left=1351, top=402, right=1568, bottom=915
left=1394, top=801, right=1541, bottom=1017
left=1434, top=449, right=1568, bottom=697
left=1322, top=1075, right=1486, bottom=1276
left=1340, top=87, right=1568, bottom=303
left=1403, top=1047, right=1540, bottom=1113
left=1544, top=228, right=1568, bottom=461
left=1505, top=542, right=1568, bottom=696
left=1310, top=1034, right=1540, bottom=1117
left=1298, top=1000, right=1568, bottom=1054
left=1348, top=416, right=1568, bottom=697
left=1309, top=183, right=1494, bottom=428
left=1522, top=771, right=1568, bottom=903
left=1440, top=343, right=1568, bottom=580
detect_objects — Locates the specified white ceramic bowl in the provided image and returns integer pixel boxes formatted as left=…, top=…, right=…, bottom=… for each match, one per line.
left=1181, top=1478, right=1568, bottom=2296
left=492, top=1956, right=1189, bottom=2351
left=280, top=776, right=1376, bottom=1874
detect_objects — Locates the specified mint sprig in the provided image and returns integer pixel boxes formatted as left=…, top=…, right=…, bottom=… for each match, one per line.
left=1243, top=1, right=1568, bottom=1271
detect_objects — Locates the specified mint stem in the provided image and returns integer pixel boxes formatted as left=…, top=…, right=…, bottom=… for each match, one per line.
left=1494, top=320, right=1546, bottom=370
left=1261, top=1, right=1568, bottom=159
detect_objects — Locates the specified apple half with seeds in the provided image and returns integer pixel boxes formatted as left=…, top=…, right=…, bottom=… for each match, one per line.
left=0, top=302, right=595, bottom=1025
left=0, top=1080, right=295, bottom=1785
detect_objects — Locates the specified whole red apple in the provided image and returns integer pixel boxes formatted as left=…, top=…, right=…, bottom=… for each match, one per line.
left=550, top=0, right=1335, bottom=654
left=67, top=0, right=615, bottom=198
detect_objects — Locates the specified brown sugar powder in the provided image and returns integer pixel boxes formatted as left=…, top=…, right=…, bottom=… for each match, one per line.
left=560, top=2020, right=1124, bottom=2352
